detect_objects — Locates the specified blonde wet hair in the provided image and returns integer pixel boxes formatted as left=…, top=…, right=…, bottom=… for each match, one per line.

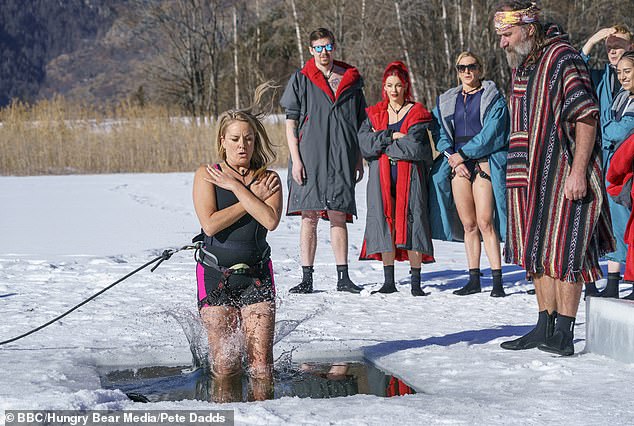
left=216, top=82, right=278, bottom=180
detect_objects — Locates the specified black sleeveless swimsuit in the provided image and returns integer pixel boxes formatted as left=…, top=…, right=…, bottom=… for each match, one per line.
left=196, top=165, right=275, bottom=308
left=203, top=170, right=270, bottom=267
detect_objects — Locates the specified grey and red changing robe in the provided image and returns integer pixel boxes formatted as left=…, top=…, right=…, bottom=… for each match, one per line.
left=280, top=58, right=367, bottom=218
left=358, top=101, right=435, bottom=262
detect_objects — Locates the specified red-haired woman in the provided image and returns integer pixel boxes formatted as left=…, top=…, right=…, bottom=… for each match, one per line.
left=358, top=61, right=435, bottom=296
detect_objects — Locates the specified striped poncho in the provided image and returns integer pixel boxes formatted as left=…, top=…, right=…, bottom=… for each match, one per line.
left=505, top=26, right=615, bottom=282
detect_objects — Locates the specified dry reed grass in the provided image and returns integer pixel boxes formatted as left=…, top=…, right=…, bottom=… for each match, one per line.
left=0, top=96, right=289, bottom=176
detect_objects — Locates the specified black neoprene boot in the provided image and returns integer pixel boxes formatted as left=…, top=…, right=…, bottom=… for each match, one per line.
left=584, top=281, right=599, bottom=300
left=453, top=269, right=482, bottom=295
left=500, top=310, right=556, bottom=350
left=624, top=284, right=634, bottom=300
left=538, top=314, right=575, bottom=356
left=372, top=265, right=397, bottom=294
left=289, top=266, right=314, bottom=294
left=598, top=272, right=620, bottom=298
left=490, top=269, right=507, bottom=297
left=410, top=267, right=428, bottom=296
left=336, top=265, right=362, bottom=293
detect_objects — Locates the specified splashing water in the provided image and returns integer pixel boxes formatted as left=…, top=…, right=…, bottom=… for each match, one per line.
left=165, top=307, right=209, bottom=369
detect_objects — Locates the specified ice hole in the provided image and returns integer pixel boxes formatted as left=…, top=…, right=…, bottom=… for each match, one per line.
left=99, top=360, right=417, bottom=403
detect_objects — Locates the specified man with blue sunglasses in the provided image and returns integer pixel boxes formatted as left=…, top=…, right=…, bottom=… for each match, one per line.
left=281, top=27, right=367, bottom=294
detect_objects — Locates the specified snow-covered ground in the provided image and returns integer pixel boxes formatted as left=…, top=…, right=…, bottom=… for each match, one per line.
left=1, top=170, right=633, bottom=425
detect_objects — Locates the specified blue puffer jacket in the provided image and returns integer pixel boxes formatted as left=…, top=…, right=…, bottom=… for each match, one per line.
left=428, top=80, right=509, bottom=242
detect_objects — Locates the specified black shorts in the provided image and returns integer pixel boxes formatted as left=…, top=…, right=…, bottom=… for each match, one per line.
left=451, top=158, right=490, bottom=183
left=196, top=260, right=276, bottom=309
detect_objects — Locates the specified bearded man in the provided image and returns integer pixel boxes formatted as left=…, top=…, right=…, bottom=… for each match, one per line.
left=495, top=1, right=615, bottom=356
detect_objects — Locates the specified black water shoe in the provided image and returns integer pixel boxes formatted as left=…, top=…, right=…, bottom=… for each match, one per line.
left=598, top=273, right=620, bottom=298
left=289, top=280, right=313, bottom=294
left=372, top=282, right=398, bottom=294
left=500, top=310, right=556, bottom=350
left=290, top=266, right=314, bottom=294
left=453, top=269, right=481, bottom=295
left=538, top=314, right=575, bottom=356
left=337, top=279, right=363, bottom=293
left=490, top=269, right=507, bottom=297
left=410, top=282, right=429, bottom=296
left=336, top=265, right=362, bottom=293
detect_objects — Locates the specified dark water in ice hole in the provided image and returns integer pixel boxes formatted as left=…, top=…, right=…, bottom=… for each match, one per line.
left=100, top=361, right=416, bottom=403
left=100, top=309, right=416, bottom=402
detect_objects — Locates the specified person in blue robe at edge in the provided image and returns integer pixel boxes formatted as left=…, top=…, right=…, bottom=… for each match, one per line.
left=580, top=24, right=633, bottom=298
left=603, top=51, right=634, bottom=299
left=429, top=51, right=510, bottom=297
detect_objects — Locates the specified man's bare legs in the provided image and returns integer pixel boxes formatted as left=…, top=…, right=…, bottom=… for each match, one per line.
left=328, top=210, right=362, bottom=293
left=533, top=274, right=557, bottom=314
left=300, top=211, right=320, bottom=266
left=290, top=210, right=360, bottom=293
left=298, top=209, right=350, bottom=265
left=327, top=210, right=349, bottom=265
left=555, top=280, right=583, bottom=317
left=289, top=212, right=320, bottom=293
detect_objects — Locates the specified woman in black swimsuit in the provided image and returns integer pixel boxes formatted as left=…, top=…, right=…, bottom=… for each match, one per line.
left=192, top=87, right=282, bottom=401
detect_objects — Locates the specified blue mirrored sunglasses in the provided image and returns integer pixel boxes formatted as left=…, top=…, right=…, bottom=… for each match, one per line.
left=312, top=43, right=334, bottom=53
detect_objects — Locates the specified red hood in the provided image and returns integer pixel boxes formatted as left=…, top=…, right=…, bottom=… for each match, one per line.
left=301, top=58, right=362, bottom=102
left=366, top=101, right=432, bottom=132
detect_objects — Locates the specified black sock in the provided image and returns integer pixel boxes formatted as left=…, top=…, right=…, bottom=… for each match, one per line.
left=411, top=267, right=421, bottom=286
left=302, top=266, right=314, bottom=284
left=607, top=272, right=621, bottom=284
left=337, top=264, right=350, bottom=283
left=492, top=269, right=502, bottom=284
left=384, top=265, right=395, bottom=285
left=469, top=268, right=481, bottom=284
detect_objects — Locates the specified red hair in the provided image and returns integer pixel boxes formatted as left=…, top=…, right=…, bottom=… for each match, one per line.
left=381, top=61, right=412, bottom=103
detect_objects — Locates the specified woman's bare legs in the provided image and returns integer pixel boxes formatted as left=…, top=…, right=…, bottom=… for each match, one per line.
left=200, top=305, right=244, bottom=402
left=452, top=175, right=481, bottom=269
left=451, top=174, right=483, bottom=295
left=241, top=301, right=276, bottom=401
left=473, top=163, right=505, bottom=296
left=472, top=163, right=501, bottom=269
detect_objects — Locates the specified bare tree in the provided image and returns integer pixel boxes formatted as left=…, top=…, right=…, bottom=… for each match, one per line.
left=233, top=4, right=239, bottom=109
left=127, top=0, right=633, bottom=115
left=290, top=0, right=304, bottom=67
left=132, top=0, right=225, bottom=117
left=394, top=1, right=419, bottom=100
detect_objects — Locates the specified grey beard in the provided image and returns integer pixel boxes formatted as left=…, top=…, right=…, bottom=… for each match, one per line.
left=505, top=37, right=534, bottom=69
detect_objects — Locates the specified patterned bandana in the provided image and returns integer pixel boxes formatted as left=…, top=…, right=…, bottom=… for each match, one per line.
left=494, top=3, right=540, bottom=33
